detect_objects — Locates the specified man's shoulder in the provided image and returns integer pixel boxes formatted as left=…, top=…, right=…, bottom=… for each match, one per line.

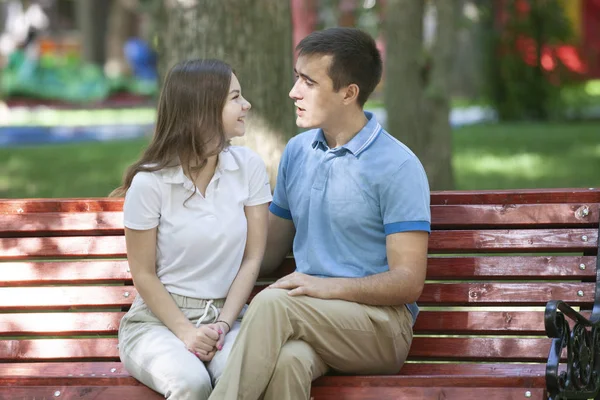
left=364, top=129, right=423, bottom=171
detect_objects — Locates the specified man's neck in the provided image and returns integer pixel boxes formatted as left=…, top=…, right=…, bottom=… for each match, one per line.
left=322, top=109, right=368, bottom=149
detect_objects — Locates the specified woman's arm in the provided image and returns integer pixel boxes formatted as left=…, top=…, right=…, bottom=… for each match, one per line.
left=213, top=203, right=269, bottom=342
left=125, top=227, right=219, bottom=358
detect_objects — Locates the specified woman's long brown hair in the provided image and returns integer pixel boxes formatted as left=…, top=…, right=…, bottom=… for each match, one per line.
left=110, top=59, right=232, bottom=198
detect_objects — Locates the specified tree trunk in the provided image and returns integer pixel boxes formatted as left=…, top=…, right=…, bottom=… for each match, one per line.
left=155, top=0, right=296, bottom=185
left=75, top=0, right=109, bottom=65
left=105, top=0, right=138, bottom=77
left=383, top=0, right=457, bottom=190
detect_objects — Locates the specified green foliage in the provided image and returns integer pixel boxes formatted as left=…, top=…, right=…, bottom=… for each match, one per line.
left=2, top=121, right=600, bottom=198
left=482, top=0, right=575, bottom=121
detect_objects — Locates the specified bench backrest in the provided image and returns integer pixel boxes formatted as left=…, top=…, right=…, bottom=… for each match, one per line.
left=1, top=189, right=599, bottom=368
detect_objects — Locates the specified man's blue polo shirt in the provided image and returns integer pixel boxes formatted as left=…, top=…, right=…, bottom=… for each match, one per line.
left=269, top=112, right=431, bottom=322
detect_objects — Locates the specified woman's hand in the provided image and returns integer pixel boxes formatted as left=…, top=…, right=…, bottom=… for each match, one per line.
left=206, top=321, right=230, bottom=351
left=180, top=325, right=220, bottom=361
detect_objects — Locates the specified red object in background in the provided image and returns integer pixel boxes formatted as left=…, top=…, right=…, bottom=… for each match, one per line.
left=583, top=0, right=600, bottom=78
left=497, top=0, right=600, bottom=79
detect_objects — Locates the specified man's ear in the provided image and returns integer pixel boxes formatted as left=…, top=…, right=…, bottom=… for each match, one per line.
left=342, top=84, right=360, bottom=105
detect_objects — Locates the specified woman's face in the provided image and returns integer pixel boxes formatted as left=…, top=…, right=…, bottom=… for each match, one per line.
left=222, top=73, right=251, bottom=140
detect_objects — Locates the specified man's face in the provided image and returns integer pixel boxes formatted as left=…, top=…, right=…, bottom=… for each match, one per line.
left=289, top=54, right=345, bottom=130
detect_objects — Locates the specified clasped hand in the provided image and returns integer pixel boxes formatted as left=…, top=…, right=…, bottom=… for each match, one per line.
left=182, top=321, right=229, bottom=362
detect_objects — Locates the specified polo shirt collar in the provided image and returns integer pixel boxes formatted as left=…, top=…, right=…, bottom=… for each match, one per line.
left=161, top=148, right=239, bottom=186
left=310, top=111, right=382, bottom=157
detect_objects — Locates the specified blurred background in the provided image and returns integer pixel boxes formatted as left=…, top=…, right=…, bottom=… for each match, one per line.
left=0, top=0, right=599, bottom=198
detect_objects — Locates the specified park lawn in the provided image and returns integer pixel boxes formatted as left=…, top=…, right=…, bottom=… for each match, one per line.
left=1, top=121, right=599, bottom=198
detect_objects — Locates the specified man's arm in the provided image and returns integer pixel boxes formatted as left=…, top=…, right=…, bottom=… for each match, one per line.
left=259, top=212, right=295, bottom=277
left=269, top=230, right=428, bottom=306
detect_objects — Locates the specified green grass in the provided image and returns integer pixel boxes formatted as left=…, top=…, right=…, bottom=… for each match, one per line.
left=1, top=121, right=599, bottom=198
left=453, top=122, right=600, bottom=190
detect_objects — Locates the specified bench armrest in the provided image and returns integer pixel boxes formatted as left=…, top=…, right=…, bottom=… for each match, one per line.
left=545, top=225, right=600, bottom=400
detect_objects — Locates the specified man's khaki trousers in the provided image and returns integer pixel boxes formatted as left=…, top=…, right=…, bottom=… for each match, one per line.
left=209, top=288, right=413, bottom=400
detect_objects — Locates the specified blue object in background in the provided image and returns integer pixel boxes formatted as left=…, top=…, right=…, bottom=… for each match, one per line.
left=124, top=38, right=158, bottom=81
left=0, top=125, right=153, bottom=147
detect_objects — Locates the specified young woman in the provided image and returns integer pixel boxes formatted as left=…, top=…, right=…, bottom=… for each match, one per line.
left=112, top=59, right=271, bottom=399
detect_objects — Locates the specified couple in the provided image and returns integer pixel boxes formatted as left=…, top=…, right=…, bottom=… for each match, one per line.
left=113, top=27, right=431, bottom=400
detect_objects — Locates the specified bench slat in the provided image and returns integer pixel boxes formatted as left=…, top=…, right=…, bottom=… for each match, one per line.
left=0, top=337, right=556, bottom=362
left=2, top=204, right=597, bottom=236
left=0, top=212, right=124, bottom=237
left=3, top=386, right=162, bottom=400
left=3, top=256, right=595, bottom=287
left=418, top=282, right=595, bottom=306
left=0, top=199, right=124, bottom=214
left=0, top=236, right=127, bottom=260
left=0, top=261, right=130, bottom=286
left=0, top=313, right=125, bottom=336
left=426, top=256, right=597, bottom=279
left=1, top=386, right=545, bottom=400
left=431, top=188, right=600, bottom=205
left=431, top=204, right=598, bottom=228
left=1, top=189, right=597, bottom=214
left=310, top=387, right=546, bottom=400
left=428, top=228, right=597, bottom=253
left=2, top=282, right=592, bottom=311
left=1, top=229, right=596, bottom=260
left=0, top=361, right=547, bottom=379
left=0, top=286, right=134, bottom=311
left=409, top=337, right=553, bottom=362
left=0, top=311, right=557, bottom=336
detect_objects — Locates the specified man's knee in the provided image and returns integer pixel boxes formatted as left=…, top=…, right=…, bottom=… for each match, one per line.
left=249, top=288, right=290, bottom=311
left=274, top=341, right=327, bottom=380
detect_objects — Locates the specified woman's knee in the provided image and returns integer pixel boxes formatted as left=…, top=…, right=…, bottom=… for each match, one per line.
left=165, top=374, right=212, bottom=400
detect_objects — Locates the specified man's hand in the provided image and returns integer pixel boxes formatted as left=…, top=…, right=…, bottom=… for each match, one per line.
left=268, top=272, right=338, bottom=299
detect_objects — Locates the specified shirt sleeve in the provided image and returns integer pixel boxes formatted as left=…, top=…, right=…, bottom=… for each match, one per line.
left=123, top=172, right=161, bottom=230
left=269, top=141, right=292, bottom=220
left=381, top=157, right=431, bottom=235
left=245, top=152, right=273, bottom=206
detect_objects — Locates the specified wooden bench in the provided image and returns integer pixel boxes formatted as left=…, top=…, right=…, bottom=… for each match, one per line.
left=1, top=188, right=599, bottom=400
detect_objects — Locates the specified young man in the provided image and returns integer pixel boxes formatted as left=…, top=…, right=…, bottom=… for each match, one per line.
left=209, top=27, right=430, bottom=400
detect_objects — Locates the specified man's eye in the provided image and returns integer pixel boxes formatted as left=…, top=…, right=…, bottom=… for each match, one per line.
left=305, top=80, right=314, bottom=87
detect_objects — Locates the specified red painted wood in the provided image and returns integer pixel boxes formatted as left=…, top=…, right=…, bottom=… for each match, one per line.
left=398, top=362, right=548, bottom=377
left=0, top=338, right=120, bottom=361
left=309, top=387, right=545, bottom=400
left=430, top=188, right=600, bottom=205
left=418, top=282, right=595, bottom=306
left=428, top=228, right=597, bottom=253
left=0, top=337, right=555, bottom=362
left=0, top=212, right=124, bottom=237
left=2, top=228, right=596, bottom=260
left=1, top=204, right=597, bottom=236
left=431, top=204, right=599, bottom=228
left=0, top=199, right=124, bottom=214
left=0, top=313, right=125, bottom=336
left=0, top=286, right=136, bottom=311
left=0, top=236, right=127, bottom=260
left=0, top=261, right=131, bottom=286
left=425, top=256, right=597, bottom=280
left=3, top=386, right=162, bottom=400
left=414, top=311, right=547, bottom=334
left=0, top=361, right=547, bottom=379
left=1, top=189, right=597, bottom=214
left=1, top=385, right=544, bottom=400
left=408, top=337, right=553, bottom=362
left=3, top=256, right=594, bottom=287
left=0, top=311, right=559, bottom=336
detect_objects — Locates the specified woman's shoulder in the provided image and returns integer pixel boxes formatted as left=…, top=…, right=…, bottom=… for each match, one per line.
left=227, top=146, right=265, bottom=167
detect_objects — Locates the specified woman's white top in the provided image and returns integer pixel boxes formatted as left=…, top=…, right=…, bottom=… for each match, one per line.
left=123, top=146, right=272, bottom=299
